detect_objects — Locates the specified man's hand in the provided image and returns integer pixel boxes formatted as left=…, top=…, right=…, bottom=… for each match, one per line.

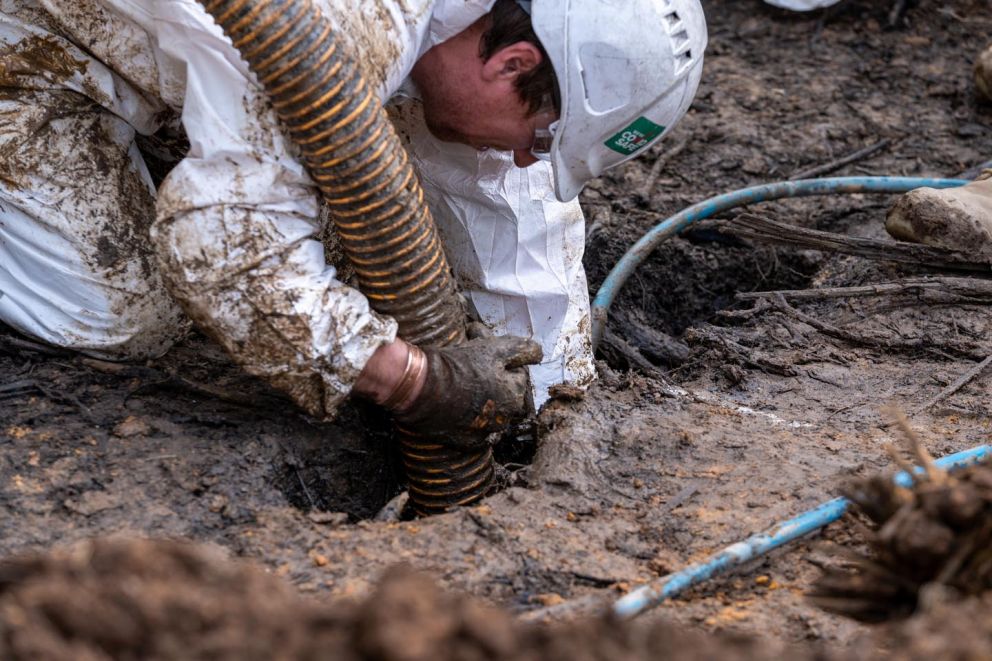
left=354, top=335, right=542, bottom=446
left=395, top=336, right=542, bottom=448
left=353, top=339, right=423, bottom=407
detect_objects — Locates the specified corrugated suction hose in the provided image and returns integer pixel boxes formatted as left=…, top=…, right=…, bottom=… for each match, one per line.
left=197, top=0, right=494, bottom=515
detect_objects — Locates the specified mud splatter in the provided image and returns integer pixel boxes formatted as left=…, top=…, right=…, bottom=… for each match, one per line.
left=0, top=34, right=85, bottom=89
left=320, top=0, right=409, bottom=97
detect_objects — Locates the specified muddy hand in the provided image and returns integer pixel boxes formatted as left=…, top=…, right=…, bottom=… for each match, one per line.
left=393, top=336, right=542, bottom=448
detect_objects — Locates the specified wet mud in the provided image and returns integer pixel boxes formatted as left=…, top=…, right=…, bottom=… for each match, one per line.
left=2, top=0, right=992, bottom=656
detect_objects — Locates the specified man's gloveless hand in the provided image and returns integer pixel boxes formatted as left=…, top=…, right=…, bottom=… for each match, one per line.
left=394, top=336, right=542, bottom=448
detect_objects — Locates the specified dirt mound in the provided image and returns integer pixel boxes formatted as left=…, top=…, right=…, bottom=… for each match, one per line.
left=0, top=538, right=796, bottom=661
left=0, top=538, right=340, bottom=660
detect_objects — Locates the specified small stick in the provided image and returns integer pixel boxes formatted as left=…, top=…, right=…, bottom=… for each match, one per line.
left=789, top=139, right=891, bottom=181
left=888, top=0, right=910, bottom=27
left=0, top=379, right=39, bottom=394
left=955, top=159, right=992, bottom=180
left=0, top=334, right=72, bottom=357
left=296, top=468, right=316, bottom=509
left=722, top=212, right=989, bottom=273
left=765, top=293, right=984, bottom=359
left=883, top=442, right=922, bottom=480
left=886, top=406, right=943, bottom=484
left=639, top=136, right=689, bottom=199
left=917, top=355, right=992, bottom=413
left=34, top=384, right=98, bottom=425
left=736, top=277, right=992, bottom=303
left=78, top=357, right=135, bottom=375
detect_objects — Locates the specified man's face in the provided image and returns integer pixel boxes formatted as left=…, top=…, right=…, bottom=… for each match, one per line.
left=411, top=37, right=553, bottom=168
left=420, top=95, right=548, bottom=168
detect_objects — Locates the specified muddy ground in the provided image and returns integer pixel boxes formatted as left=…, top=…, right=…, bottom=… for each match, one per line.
left=2, top=0, right=992, bottom=655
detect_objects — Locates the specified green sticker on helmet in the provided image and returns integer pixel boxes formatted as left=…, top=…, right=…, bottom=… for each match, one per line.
left=604, top=117, right=666, bottom=156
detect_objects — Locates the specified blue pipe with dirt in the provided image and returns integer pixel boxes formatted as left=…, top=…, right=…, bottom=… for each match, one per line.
left=612, top=443, right=991, bottom=619
left=590, top=176, right=970, bottom=348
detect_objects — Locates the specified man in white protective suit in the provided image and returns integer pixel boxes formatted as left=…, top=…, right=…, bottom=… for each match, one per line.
left=0, top=0, right=706, bottom=442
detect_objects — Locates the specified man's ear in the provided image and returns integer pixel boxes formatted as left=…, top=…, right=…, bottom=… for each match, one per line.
left=480, top=41, right=543, bottom=82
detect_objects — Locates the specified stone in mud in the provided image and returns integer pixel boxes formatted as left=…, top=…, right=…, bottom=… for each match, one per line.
left=885, top=174, right=992, bottom=263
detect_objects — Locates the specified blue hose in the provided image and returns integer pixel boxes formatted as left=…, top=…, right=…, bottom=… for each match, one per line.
left=612, top=444, right=991, bottom=619
left=590, top=176, right=969, bottom=348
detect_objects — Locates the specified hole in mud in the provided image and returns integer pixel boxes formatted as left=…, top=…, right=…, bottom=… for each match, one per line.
left=273, top=404, right=537, bottom=521
left=586, top=225, right=822, bottom=371
left=492, top=422, right=539, bottom=482
left=273, top=403, right=404, bottom=521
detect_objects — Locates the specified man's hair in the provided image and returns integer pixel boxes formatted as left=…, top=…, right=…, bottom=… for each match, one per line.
left=479, top=0, right=560, bottom=115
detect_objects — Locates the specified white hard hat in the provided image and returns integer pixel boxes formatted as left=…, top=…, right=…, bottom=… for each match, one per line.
left=529, top=0, right=707, bottom=202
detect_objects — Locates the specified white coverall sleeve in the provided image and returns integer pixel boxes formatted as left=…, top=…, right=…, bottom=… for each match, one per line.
left=149, top=1, right=396, bottom=419
left=389, top=102, right=596, bottom=409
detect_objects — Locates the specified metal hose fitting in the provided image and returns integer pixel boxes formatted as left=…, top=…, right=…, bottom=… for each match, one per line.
left=197, top=0, right=494, bottom=515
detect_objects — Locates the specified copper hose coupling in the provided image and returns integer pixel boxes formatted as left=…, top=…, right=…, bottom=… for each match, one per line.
left=198, top=0, right=494, bottom=515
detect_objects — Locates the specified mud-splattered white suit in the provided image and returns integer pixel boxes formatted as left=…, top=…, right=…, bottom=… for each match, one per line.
left=0, top=0, right=595, bottom=416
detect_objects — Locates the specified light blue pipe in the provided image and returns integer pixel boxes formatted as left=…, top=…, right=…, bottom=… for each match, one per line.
left=612, top=444, right=991, bottom=619
left=590, top=176, right=970, bottom=348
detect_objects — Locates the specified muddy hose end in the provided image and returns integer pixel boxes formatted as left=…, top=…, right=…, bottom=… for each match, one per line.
left=400, top=435, right=495, bottom=516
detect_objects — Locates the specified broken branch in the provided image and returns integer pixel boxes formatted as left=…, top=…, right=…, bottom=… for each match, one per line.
left=719, top=212, right=990, bottom=273
left=736, top=277, right=992, bottom=304
left=763, top=294, right=984, bottom=359
left=789, top=139, right=891, bottom=181
left=916, top=355, right=992, bottom=414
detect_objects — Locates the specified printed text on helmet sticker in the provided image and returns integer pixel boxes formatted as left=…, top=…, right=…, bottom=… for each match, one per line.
left=604, top=117, right=666, bottom=156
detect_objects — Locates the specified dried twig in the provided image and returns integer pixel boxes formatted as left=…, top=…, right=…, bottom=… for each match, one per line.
left=789, top=139, right=891, bottom=180
left=736, top=277, right=992, bottom=304
left=639, top=135, right=689, bottom=199
left=764, top=293, right=984, bottom=359
left=34, top=383, right=98, bottom=425
left=0, top=333, right=73, bottom=358
left=955, top=158, right=992, bottom=180
left=885, top=406, right=942, bottom=483
left=720, top=213, right=990, bottom=273
left=130, top=373, right=289, bottom=410
left=295, top=469, right=316, bottom=509
left=888, top=0, right=910, bottom=27
left=600, top=328, right=669, bottom=377
left=685, top=323, right=798, bottom=376
left=0, top=379, right=39, bottom=395
left=81, top=355, right=290, bottom=410
left=916, top=355, right=992, bottom=414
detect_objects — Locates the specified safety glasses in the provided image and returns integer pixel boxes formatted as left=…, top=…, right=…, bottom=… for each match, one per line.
left=530, top=96, right=559, bottom=161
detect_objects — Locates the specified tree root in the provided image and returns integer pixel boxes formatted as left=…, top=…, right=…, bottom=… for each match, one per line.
left=809, top=418, right=992, bottom=622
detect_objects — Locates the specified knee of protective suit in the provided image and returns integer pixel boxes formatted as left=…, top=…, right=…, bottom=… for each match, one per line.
left=0, top=283, right=183, bottom=362
left=72, top=299, right=185, bottom=362
left=0, top=202, right=185, bottom=362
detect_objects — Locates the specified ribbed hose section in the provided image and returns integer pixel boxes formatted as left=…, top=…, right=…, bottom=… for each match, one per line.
left=198, top=0, right=493, bottom=515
